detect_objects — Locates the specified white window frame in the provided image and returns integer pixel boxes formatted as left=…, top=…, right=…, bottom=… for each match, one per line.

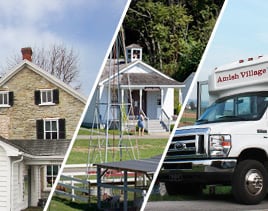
left=0, top=91, right=10, bottom=107
left=40, top=89, right=54, bottom=105
left=43, top=165, right=60, bottom=191
left=43, top=118, right=59, bottom=140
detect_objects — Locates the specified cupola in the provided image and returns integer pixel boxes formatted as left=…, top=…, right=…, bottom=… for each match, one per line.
left=126, top=44, right=142, bottom=63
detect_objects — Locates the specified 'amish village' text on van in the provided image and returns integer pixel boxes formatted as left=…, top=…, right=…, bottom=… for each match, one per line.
left=217, top=68, right=267, bottom=83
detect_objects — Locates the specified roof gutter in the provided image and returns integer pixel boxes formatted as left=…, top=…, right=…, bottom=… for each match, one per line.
left=10, top=155, right=24, bottom=211
left=22, top=154, right=65, bottom=165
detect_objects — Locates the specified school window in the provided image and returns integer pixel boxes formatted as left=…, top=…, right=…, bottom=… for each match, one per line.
left=36, top=118, right=66, bottom=139
left=45, top=165, right=60, bottom=188
left=132, top=49, right=141, bottom=59
left=34, top=89, right=59, bottom=105
left=0, top=91, right=13, bottom=107
left=157, top=98, right=161, bottom=105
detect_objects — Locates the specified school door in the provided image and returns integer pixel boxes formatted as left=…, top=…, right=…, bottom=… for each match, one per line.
left=131, top=90, right=146, bottom=116
left=146, top=91, right=161, bottom=119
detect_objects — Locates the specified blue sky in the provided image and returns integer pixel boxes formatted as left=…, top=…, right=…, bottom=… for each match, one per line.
left=200, top=0, right=268, bottom=80
left=0, top=0, right=130, bottom=96
left=189, top=0, right=268, bottom=99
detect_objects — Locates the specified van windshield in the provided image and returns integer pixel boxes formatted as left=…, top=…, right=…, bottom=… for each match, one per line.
left=196, top=92, right=268, bottom=125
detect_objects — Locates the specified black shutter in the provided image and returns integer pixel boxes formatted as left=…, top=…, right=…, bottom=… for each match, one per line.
left=9, top=92, right=14, bottom=106
left=58, top=118, right=66, bottom=139
left=34, top=90, right=41, bottom=105
left=53, top=89, right=59, bottom=104
left=36, top=119, right=44, bottom=139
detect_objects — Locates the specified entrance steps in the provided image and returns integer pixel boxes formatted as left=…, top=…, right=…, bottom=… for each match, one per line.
left=147, top=119, right=168, bottom=133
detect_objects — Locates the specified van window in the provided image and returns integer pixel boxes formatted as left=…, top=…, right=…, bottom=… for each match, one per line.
left=196, top=92, right=268, bottom=124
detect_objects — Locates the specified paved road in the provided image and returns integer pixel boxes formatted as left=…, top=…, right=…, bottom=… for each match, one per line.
left=144, top=198, right=268, bottom=211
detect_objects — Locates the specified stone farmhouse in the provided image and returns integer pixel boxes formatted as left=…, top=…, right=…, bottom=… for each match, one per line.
left=0, top=48, right=86, bottom=210
left=83, top=44, right=184, bottom=133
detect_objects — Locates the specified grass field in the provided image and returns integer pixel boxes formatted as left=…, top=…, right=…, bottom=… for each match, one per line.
left=149, top=185, right=233, bottom=202
left=47, top=196, right=95, bottom=211
left=179, top=109, right=197, bottom=127
left=50, top=128, right=169, bottom=210
left=66, top=136, right=168, bottom=164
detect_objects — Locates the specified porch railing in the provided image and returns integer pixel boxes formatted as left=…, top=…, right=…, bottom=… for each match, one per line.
left=160, top=108, right=170, bottom=132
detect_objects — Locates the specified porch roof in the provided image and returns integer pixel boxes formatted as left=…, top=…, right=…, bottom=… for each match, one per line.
left=0, top=137, right=70, bottom=157
left=100, top=60, right=183, bottom=88
left=120, top=73, right=183, bottom=87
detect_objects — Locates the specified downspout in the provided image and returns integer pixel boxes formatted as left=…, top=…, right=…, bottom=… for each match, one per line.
left=10, top=155, right=24, bottom=211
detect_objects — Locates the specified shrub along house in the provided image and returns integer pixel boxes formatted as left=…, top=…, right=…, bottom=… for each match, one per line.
left=84, top=44, right=184, bottom=133
left=0, top=48, right=86, bottom=210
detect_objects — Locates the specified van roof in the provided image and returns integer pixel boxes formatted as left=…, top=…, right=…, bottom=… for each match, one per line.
left=214, top=55, right=268, bottom=72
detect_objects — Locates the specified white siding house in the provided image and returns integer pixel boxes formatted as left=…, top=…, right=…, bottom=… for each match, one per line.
left=84, top=44, right=184, bottom=133
left=0, top=138, right=69, bottom=211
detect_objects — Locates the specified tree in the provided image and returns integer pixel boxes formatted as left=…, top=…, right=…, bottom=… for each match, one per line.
left=123, top=0, right=224, bottom=82
left=5, top=44, right=80, bottom=89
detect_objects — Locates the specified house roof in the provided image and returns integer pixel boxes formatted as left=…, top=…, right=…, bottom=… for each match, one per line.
left=99, top=59, right=184, bottom=88
left=0, top=59, right=87, bottom=104
left=0, top=137, right=70, bottom=157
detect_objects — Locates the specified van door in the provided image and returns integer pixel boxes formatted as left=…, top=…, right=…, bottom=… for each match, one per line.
left=197, top=80, right=209, bottom=119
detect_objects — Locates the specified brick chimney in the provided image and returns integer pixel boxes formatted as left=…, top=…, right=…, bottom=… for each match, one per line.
left=21, top=47, right=32, bottom=61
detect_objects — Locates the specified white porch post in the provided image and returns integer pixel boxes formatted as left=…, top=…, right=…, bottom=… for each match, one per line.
left=30, top=165, right=40, bottom=206
left=139, top=88, right=143, bottom=112
left=121, top=89, right=124, bottom=130
left=121, top=89, right=124, bottom=105
left=160, top=88, right=164, bottom=120
left=178, top=88, right=182, bottom=104
left=161, top=88, right=164, bottom=110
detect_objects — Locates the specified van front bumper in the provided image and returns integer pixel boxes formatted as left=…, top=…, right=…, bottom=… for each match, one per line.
left=159, top=159, right=237, bottom=184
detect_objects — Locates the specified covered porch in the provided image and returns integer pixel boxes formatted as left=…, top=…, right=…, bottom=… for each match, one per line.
left=119, top=72, right=184, bottom=133
left=0, top=138, right=69, bottom=210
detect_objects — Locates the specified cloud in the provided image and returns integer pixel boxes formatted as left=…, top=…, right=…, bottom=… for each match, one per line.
left=0, top=0, right=130, bottom=95
left=0, top=1, right=59, bottom=25
left=0, top=0, right=96, bottom=27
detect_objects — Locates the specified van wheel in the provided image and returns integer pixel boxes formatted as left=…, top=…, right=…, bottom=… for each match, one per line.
left=232, top=159, right=268, bottom=204
left=165, top=182, right=202, bottom=195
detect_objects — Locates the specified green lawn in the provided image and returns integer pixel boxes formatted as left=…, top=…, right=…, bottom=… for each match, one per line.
left=52, top=128, right=169, bottom=210
left=47, top=196, right=95, bottom=211
left=149, top=185, right=233, bottom=201
left=78, top=127, right=140, bottom=136
left=66, top=137, right=168, bottom=164
left=180, top=109, right=197, bottom=126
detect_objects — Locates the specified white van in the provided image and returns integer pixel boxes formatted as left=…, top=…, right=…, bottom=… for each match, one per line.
left=161, top=56, right=268, bottom=204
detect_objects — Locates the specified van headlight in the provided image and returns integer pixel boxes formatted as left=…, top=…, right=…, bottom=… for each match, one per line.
left=209, top=135, right=231, bottom=157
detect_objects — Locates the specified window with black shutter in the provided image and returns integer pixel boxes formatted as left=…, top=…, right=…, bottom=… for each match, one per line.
left=53, top=89, right=59, bottom=104
left=34, top=90, right=41, bottom=105
left=58, top=118, right=66, bottom=139
left=36, top=119, right=44, bottom=139
left=0, top=91, right=13, bottom=107
left=35, top=89, right=59, bottom=105
left=9, top=92, right=14, bottom=106
left=38, top=118, right=66, bottom=140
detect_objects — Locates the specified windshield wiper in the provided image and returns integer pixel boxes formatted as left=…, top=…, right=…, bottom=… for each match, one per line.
left=217, top=115, right=246, bottom=121
left=195, top=119, right=208, bottom=124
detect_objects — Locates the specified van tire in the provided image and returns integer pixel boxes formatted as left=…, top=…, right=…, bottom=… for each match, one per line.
left=232, top=159, right=268, bottom=204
